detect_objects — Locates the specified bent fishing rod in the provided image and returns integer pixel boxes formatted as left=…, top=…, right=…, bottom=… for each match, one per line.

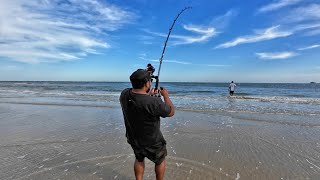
left=153, top=6, right=191, bottom=92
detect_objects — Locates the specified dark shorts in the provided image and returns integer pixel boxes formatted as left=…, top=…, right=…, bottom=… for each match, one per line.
left=130, top=141, right=167, bottom=165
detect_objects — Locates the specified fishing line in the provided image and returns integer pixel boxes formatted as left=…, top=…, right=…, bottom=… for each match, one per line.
left=154, top=7, right=192, bottom=92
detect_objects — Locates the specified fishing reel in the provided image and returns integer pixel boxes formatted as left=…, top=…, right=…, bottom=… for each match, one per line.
left=150, top=75, right=162, bottom=97
left=151, top=75, right=158, bottom=80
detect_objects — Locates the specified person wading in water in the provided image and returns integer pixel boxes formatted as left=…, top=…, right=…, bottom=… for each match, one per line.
left=229, top=81, right=237, bottom=96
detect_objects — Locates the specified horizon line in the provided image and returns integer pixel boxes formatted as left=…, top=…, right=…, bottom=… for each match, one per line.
left=0, top=80, right=317, bottom=84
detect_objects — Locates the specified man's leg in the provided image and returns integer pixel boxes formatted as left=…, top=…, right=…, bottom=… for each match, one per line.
left=134, top=159, right=145, bottom=180
left=230, top=91, right=234, bottom=96
left=155, top=160, right=165, bottom=180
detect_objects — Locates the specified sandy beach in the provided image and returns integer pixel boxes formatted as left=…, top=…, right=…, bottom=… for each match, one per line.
left=0, top=102, right=319, bottom=180
left=1, top=0, right=320, bottom=179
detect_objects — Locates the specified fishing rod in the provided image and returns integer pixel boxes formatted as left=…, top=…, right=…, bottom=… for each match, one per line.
left=154, top=6, right=191, bottom=92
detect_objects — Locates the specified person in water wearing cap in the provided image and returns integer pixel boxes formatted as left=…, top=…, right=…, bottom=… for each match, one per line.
left=229, top=81, right=236, bottom=96
left=119, top=69, right=175, bottom=180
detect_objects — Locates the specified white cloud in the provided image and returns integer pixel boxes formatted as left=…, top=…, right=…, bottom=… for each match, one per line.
left=149, top=59, right=191, bottom=65
left=210, top=9, right=238, bottom=29
left=0, top=0, right=135, bottom=63
left=215, top=26, right=292, bottom=49
left=293, top=23, right=320, bottom=32
left=139, top=55, right=230, bottom=67
left=139, top=53, right=147, bottom=58
left=141, top=10, right=236, bottom=46
left=161, top=60, right=191, bottom=65
left=183, top=25, right=214, bottom=34
left=276, top=4, right=320, bottom=36
left=139, top=35, right=155, bottom=45
left=298, top=44, right=320, bottom=51
left=282, top=4, right=320, bottom=23
left=139, top=56, right=230, bottom=67
left=143, top=24, right=217, bottom=46
left=289, top=22, right=320, bottom=37
left=206, top=64, right=231, bottom=67
left=142, top=29, right=166, bottom=38
left=139, top=55, right=191, bottom=65
left=1, top=65, right=20, bottom=71
left=256, top=52, right=298, bottom=60
left=258, top=0, right=302, bottom=13
left=171, top=25, right=217, bottom=45
left=304, top=28, right=320, bottom=36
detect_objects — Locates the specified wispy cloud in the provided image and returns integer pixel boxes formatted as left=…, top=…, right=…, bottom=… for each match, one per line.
left=210, top=9, right=238, bottom=29
left=298, top=44, right=320, bottom=51
left=256, top=51, right=298, bottom=60
left=0, top=0, right=135, bottom=63
left=139, top=56, right=230, bottom=67
left=159, top=60, right=191, bottom=65
left=203, top=64, right=231, bottom=67
left=171, top=25, right=217, bottom=45
left=215, top=26, right=292, bottom=49
left=258, top=0, right=302, bottom=13
left=279, top=4, right=320, bottom=36
left=139, top=53, right=147, bottom=58
left=143, top=24, right=217, bottom=46
left=138, top=35, right=155, bottom=45
left=140, top=56, right=191, bottom=65
left=1, top=65, right=21, bottom=71
left=293, top=23, right=320, bottom=32
left=304, top=28, right=320, bottom=36
left=281, top=4, right=320, bottom=23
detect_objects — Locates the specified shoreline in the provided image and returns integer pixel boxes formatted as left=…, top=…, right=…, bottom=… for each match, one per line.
left=1, top=101, right=319, bottom=117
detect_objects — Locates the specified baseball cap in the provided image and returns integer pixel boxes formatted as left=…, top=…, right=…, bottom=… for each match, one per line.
left=130, top=69, right=151, bottom=83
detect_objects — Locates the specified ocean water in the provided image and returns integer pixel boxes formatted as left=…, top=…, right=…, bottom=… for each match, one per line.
left=0, top=81, right=319, bottom=116
left=1, top=81, right=320, bottom=180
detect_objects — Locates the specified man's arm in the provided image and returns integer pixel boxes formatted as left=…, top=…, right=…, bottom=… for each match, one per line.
left=160, top=87, right=175, bottom=117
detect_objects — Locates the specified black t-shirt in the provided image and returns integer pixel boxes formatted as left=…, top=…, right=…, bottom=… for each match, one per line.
left=119, top=88, right=171, bottom=147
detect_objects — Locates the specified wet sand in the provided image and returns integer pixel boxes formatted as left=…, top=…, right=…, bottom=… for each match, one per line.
left=0, top=103, right=320, bottom=180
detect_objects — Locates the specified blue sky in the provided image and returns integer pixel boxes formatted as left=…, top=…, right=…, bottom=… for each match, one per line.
left=0, top=0, right=319, bottom=82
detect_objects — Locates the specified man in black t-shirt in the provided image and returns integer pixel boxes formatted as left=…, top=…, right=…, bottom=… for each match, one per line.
left=120, top=69, right=174, bottom=180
